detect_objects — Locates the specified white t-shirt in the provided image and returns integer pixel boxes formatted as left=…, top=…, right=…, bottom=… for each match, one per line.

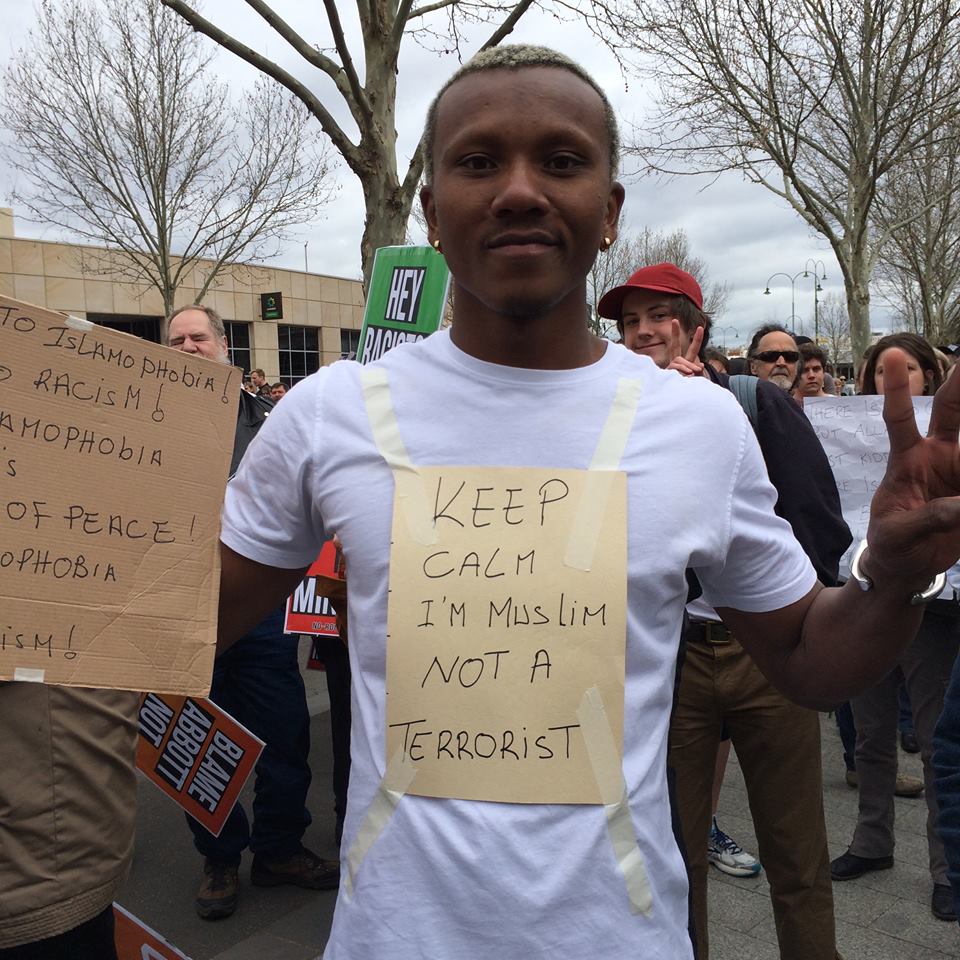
left=221, top=331, right=815, bottom=960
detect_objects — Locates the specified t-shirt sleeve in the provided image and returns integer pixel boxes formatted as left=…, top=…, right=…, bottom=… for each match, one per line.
left=697, top=416, right=817, bottom=612
left=220, top=371, right=327, bottom=568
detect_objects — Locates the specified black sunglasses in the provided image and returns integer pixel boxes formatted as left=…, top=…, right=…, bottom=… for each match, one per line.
left=753, top=350, right=800, bottom=364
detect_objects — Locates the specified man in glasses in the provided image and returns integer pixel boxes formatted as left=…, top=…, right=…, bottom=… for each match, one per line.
left=749, top=325, right=802, bottom=392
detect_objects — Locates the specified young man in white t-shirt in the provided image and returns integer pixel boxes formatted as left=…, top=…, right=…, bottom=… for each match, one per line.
left=215, top=45, right=960, bottom=960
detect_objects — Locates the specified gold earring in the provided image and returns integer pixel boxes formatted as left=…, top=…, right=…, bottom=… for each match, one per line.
left=601, top=236, right=612, bottom=251
left=432, top=239, right=442, bottom=253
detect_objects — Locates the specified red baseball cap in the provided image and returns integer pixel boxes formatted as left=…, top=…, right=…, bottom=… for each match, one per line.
left=597, top=262, right=704, bottom=319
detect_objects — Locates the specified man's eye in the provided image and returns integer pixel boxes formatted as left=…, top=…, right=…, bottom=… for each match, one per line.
left=459, top=155, right=494, bottom=171
left=546, top=153, right=584, bottom=171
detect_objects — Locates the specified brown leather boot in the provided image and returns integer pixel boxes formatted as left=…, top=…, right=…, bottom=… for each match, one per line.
left=195, top=859, right=239, bottom=920
left=251, top=845, right=339, bottom=890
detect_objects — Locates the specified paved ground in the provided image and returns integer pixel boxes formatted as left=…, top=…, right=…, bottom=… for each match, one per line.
left=118, top=649, right=960, bottom=958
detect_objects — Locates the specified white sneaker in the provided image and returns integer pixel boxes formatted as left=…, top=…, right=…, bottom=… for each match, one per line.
left=707, top=819, right=762, bottom=877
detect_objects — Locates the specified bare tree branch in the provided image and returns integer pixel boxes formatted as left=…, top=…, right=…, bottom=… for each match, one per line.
left=626, top=0, right=960, bottom=363
left=1, top=0, right=335, bottom=315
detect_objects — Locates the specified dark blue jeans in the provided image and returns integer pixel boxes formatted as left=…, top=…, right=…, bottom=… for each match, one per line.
left=934, top=646, right=960, bottom=920
left=187, top=607, right=311, bottom=864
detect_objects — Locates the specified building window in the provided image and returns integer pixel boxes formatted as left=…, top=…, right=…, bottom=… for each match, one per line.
left=225, top=321, right=251, bottom=374
left=278, top=325, right=320, bottom=385
left=87, top=313, right=162, bottom=343
left=340, top=329, right=361, bottom=359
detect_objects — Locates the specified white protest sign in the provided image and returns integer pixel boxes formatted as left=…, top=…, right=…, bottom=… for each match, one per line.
left=804, top=395, right=933, bottom=580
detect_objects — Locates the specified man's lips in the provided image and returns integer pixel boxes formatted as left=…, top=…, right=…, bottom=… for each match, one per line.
left=487, top=231, right=558, bottom=251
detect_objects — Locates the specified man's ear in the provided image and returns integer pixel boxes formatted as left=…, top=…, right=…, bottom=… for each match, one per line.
left=749, top=359, right=759, bottom=376
left=421, top=184, right=438, bottom=247
left=604, top=181, right=626, bottom=246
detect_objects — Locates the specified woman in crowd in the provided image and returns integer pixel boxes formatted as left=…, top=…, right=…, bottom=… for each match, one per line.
left=831, top=333, right=960, bottom=921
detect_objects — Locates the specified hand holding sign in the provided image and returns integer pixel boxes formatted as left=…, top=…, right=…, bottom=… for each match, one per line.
left=666, top=322, right=705, bottom=378
left=865, top=347, right=960, bottom=591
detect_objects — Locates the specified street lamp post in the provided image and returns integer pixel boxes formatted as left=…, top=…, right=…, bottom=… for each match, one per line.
left=804, top=259, right=828, bottom=341
left=719, top=325, right=737, bottom=350
left=763, top=271, right=805, bottom=335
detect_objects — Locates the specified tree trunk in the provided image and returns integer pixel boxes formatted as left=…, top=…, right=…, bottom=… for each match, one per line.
left=846, top=265, right=872, bottom=371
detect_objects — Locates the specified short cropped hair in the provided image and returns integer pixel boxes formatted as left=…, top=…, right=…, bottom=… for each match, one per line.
left=165, top=303, right=226, bottom=344
left=799, top=342, right=827, bottom=367
left=252, top=368, right=266, bottom=379
left=422, top=44, right=620, bottom=182
left=747, top=323, right=795, bottom=357
left=704, top=347, right=729, bottom=373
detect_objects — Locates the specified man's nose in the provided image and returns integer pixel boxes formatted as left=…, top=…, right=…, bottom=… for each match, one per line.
left=491, top=161, right=547, bottom=214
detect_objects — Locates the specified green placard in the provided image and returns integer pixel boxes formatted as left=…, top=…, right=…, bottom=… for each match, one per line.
left=356, top=246, right=450, bottom=365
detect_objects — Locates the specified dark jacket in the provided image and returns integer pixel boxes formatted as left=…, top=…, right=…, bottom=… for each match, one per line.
left=232, top=390, right=274, bottom=477
left=711, top=368, right=851, bottom=585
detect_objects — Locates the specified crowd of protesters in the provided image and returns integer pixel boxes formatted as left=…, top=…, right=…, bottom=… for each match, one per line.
left=5, top=41, right=960, bottom=960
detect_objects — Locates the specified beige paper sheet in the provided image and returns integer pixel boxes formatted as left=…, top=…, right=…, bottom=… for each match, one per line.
left=386, top=465, right=626, bottom=804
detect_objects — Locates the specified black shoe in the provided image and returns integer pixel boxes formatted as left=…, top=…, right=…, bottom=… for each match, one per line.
left=900, top=730, right=920, bottom=754
left=932, top=884, right=957, bottom=921
left=830, top=850, right=894, bottom=881
left=195, top=859, right=239, bottom=920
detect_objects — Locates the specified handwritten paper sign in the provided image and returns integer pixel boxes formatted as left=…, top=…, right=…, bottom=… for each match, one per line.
left=0, top=296, right=237, bottom=692
left=386, top=466, right=627, bottom=804
left=136, top=692, right=263, bottom=836
left=804, top=395, right=933, bottom=579
left=114, top=904, right=192, bottom=960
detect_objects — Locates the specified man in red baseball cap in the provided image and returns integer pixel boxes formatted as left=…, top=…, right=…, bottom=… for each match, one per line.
left=598, top=263, right=708, bottom=373
left=599, top=263, right=850, bottom=960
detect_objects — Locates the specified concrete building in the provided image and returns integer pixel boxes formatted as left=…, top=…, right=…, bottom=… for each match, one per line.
left=0, top=208, right=365, bottom=383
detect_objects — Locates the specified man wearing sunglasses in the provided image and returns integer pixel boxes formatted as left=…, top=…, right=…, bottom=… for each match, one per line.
left=749, top=325, right=802, bottom=392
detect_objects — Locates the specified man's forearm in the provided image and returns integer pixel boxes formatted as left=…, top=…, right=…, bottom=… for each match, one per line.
left=722, top=572, right=927, bottom=710
left=217, top=543, right=309, bottom=654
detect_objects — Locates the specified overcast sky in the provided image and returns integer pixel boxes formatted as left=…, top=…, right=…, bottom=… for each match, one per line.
left=0, top=0, right=879, bottom=349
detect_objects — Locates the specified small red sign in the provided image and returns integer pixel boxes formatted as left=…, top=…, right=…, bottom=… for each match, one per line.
left=136, top=693, right=263, bottom=836
left=285, top=540, right=344, bottom=637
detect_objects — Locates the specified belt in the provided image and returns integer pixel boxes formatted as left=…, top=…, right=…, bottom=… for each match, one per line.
left=687, top=620, right=733, bottom=644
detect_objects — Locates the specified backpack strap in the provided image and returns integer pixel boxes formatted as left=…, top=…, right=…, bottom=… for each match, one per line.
left=727, top=374, right=760, bottom=431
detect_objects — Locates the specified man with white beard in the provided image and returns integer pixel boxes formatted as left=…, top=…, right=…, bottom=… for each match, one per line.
left=748, top=324, right=801, bottom=392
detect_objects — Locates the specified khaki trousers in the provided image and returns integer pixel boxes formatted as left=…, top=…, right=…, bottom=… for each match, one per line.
left=668, top=629, right=836, bottom=960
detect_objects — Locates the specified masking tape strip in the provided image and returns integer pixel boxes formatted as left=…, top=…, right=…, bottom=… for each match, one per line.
left=563, top=378, right=640, bottom=572
left=360, top=367, right=437, bottom=545
left=590, top=378, right=642, bottom=472
left=13, top=667, right=46, bottom=683
left=343, top=748, right=417, bottom=899
left=66, top=314, right=94, bottom=331
left=577, top=686, right=653, bottom=917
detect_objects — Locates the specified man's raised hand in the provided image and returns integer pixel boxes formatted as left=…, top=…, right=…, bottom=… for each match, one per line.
left=867, top=348, right=960, bottom=593
left=666, top=322, right=705, bottom=378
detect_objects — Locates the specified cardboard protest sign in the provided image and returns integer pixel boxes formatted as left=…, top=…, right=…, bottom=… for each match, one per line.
left=285, top=539, right=344, bottom=636
left=0, top=297, right=237, bottom=692
left=804, top=395, right=933, bottom=580
left=386, top=466, right=627, bottom=804
left=114, top=904, right=192, bottom=960
left=136, top=692, right=263, bottom=836
left=355, top=246, right=449, bottom=364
